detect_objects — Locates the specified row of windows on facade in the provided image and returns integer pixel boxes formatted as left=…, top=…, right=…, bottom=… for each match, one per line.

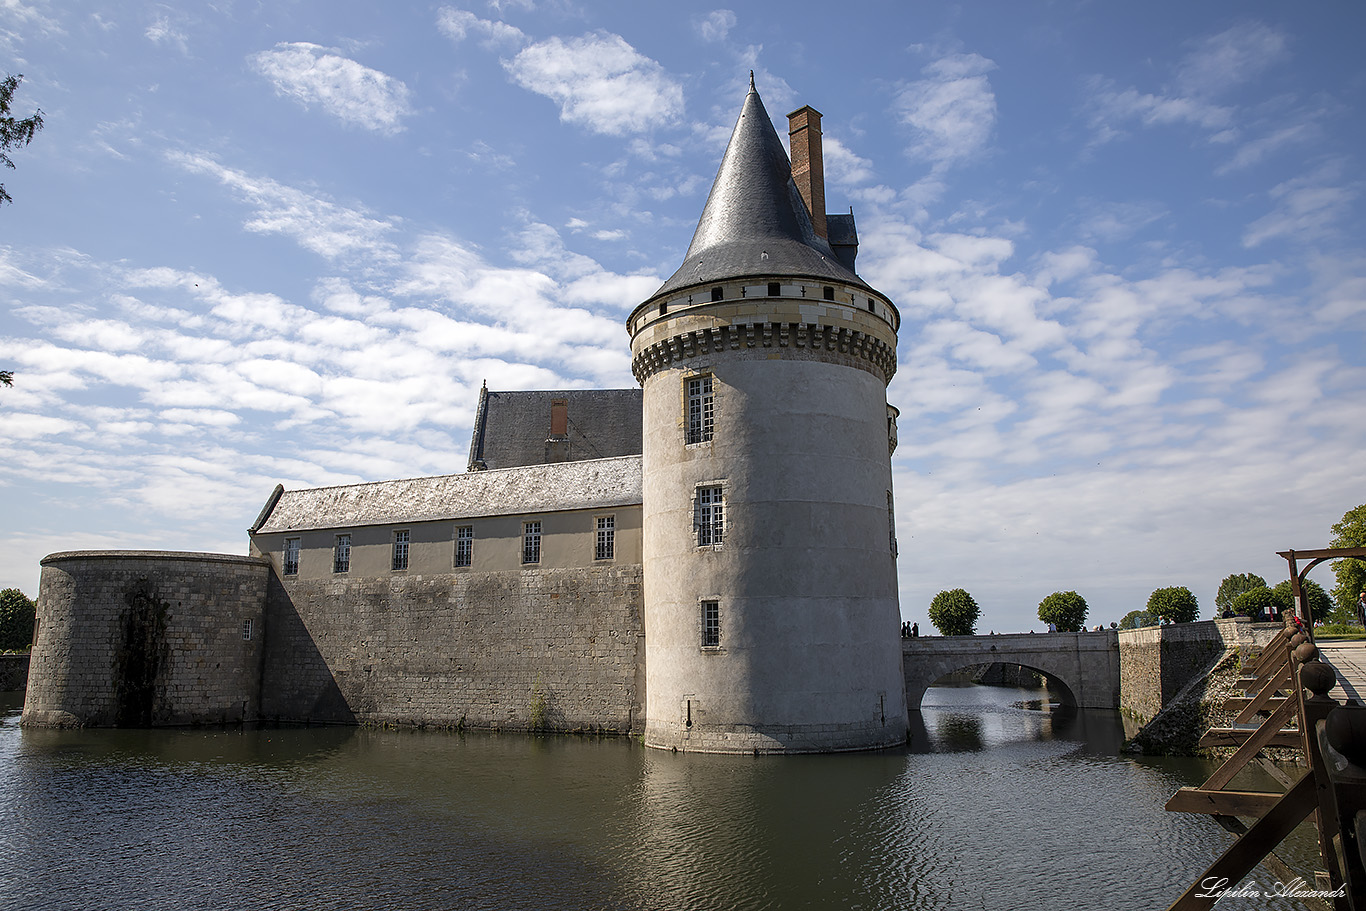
left=277, top=482, right=732, bottom=578
left=658, top=283, right=879, bottom=318
left=279, top=516, right=619, bottom=575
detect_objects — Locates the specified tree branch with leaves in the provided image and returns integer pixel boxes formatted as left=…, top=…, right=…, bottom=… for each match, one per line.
left=0, top=73, right=44, bottom=207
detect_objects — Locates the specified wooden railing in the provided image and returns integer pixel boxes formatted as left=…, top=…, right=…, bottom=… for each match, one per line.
left=1161, top=542, right=1366, bottom=911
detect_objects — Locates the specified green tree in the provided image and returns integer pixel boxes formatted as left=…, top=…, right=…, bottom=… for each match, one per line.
left=1270, top=577, right=1336, bottom=624
left=1232, top=587, right=1279, bottom=620
left=928, top=588, right=979, bottom=637
left=1147, top=586, right=1199, bottom=624
left=0, top=74, right=44, bottom=206
left=1119, top=609, right=1156, bottom=630
left=1038, top=591, right=1087, bottom=632
left=0, top=588, right=35, bottom=650
left=1330, top=504, right=1366, bottom=616
left=1215, top=573, right=1266, bottom=618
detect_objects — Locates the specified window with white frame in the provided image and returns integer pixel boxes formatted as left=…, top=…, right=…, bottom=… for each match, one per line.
left=696, top=486, right=724, bottom=547
left=242, top=618, right=254, bottom=641
left=522, top=521, right=541, bottom=564
left=701, top=600, right=720, bottom=648
left=333, top=534, right=351, bottom=574
left=455, top=525, right=473, bottom=567
left=686, top=375, right=714, bottom=444
left=595, top=515, right=615, bottom=560
left=392, top=529, right=410, bottom=571
left=283, top=537, right=300, bottom=576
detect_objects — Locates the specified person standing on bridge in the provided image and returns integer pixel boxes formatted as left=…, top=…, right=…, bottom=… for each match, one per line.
left=1357, top=590, right=1366, bottom=628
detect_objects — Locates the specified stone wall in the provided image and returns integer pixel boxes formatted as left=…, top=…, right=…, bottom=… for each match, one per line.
left=1117, top=618, right=1281, bottom=725
left=260, top=564, right=644, bottom=734
left=22, top=552, right=270, bottom=728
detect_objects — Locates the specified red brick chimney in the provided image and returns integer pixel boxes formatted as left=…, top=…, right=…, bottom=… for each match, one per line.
left=545, top=398, right=569, bottom=462
left=787, top=105, right=826, bottom=240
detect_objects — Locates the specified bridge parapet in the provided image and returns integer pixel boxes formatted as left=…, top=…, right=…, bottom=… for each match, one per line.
left=903, top=630, right=1120, bottom=710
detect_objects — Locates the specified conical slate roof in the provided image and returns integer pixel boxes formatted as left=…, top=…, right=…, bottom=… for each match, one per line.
left=651, top=80, right=867, bottom=299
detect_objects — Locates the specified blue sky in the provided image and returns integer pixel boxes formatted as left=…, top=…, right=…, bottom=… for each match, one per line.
left=1, top=1, right=1363, bottom=632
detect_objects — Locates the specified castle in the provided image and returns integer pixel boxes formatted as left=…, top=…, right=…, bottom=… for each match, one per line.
left=22, top=79, right=909, bottom=753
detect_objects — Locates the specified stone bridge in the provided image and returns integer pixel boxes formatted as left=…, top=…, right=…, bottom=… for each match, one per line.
left=903, top=631, right=1121, bottom=710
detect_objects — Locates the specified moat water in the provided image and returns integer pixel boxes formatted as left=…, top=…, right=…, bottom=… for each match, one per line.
left=0, top=685, right=1322, bottom=910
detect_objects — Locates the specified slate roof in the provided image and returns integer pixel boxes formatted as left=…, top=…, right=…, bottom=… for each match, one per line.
left=252, top=455, right=642, bottom=534
left=467, top=387, right=642, bottom=472
left=651, top=81, right=868, bottom=300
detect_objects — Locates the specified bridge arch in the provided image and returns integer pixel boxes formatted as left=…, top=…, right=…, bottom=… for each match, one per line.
left=913, top=658, right=1076, bottom=709
left=902, top=631, right=1120, bottom=712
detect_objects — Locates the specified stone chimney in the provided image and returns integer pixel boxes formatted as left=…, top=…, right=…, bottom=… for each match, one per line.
left=787, top=105, right=826, bottom=240
left=545, top=398, right=569, bottom=463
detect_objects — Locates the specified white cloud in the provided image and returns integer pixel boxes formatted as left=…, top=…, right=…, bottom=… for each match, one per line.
left=1175, top=22, right=1288, bottom=99
left=145, top=16, right=187, bottom=53
left=1075, top=199, right=1167, bottom=243
left=167, top=151, right=400, bottom=263
left=435, top=7, right=526, bottom=49
left=249, top=42, right=414, bottom=134
left=1243, top=164, right=1357, bottom=248
left=505, top=32, right=684, bottom=135
left=0, top=0, right=63, bottom=53
left=823, top=136, right=874, bottom=186
left=1086, top=79, right=1233, bottom=136
left=1083, top=22, right=1289, bottom=156
left=895, top=53, right=997, bottom=167
left=1217, top=123, right=1314, bottom=175
left=698, top=10, right=736, bottom=42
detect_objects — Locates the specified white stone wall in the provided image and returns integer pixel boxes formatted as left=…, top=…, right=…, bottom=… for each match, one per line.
left=639, top=350, right=908, bottom=753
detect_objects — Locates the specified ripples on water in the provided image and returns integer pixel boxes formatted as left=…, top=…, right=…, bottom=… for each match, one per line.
left=0, top=687, right=1323, bottom=910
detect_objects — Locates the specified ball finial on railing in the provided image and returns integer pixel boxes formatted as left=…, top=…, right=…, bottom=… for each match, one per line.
left=1300, top=660, right=1337, bottom=698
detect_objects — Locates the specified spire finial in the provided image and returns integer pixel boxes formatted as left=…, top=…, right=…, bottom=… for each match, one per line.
left=749, top=70, right=755, bottom=92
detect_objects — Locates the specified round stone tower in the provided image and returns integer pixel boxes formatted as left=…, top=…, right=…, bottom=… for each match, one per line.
left=628, top=79, right=907, bottom=753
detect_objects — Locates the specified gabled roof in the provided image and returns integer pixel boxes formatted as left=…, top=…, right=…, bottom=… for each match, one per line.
left=251, top=455, right=642, bottom=535
left=467, top=387, right=642, bottom=471
left=651, top=79, right=867, bottom=299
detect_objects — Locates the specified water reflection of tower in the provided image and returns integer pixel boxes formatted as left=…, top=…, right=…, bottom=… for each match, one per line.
left=628, top=77, right=908, bottom=753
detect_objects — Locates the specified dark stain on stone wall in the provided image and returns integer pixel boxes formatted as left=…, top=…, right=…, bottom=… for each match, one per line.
left=115, top=577, right=169, bottom=726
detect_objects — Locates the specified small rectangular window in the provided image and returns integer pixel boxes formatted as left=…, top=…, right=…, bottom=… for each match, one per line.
left=242, top=618, right=254, bottom=641
left=282, top=537, right=300, bottom=576
left=392, top=529, right=410, bottom=571
left=696, top=486, right=724, bottom=547
left=455, top=525, right=473, bottom=567
left=702, top=601, right=720, bottom=648
left=686, top=375, right=714, bottom=444
left=711, top=286, right=724, bottom=301
left=768, top=282, right=781, bottom=297
left=333, top=534, right=351, bottom=574
left=868, top=298, right=876, bottom=312
left=523, top=521, right=541, bottom=564
left=823, top=286, right=835, bottom=301
left=888, top=490, right=897, bottom=556
left=596, top=515, right=615, bottom=560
